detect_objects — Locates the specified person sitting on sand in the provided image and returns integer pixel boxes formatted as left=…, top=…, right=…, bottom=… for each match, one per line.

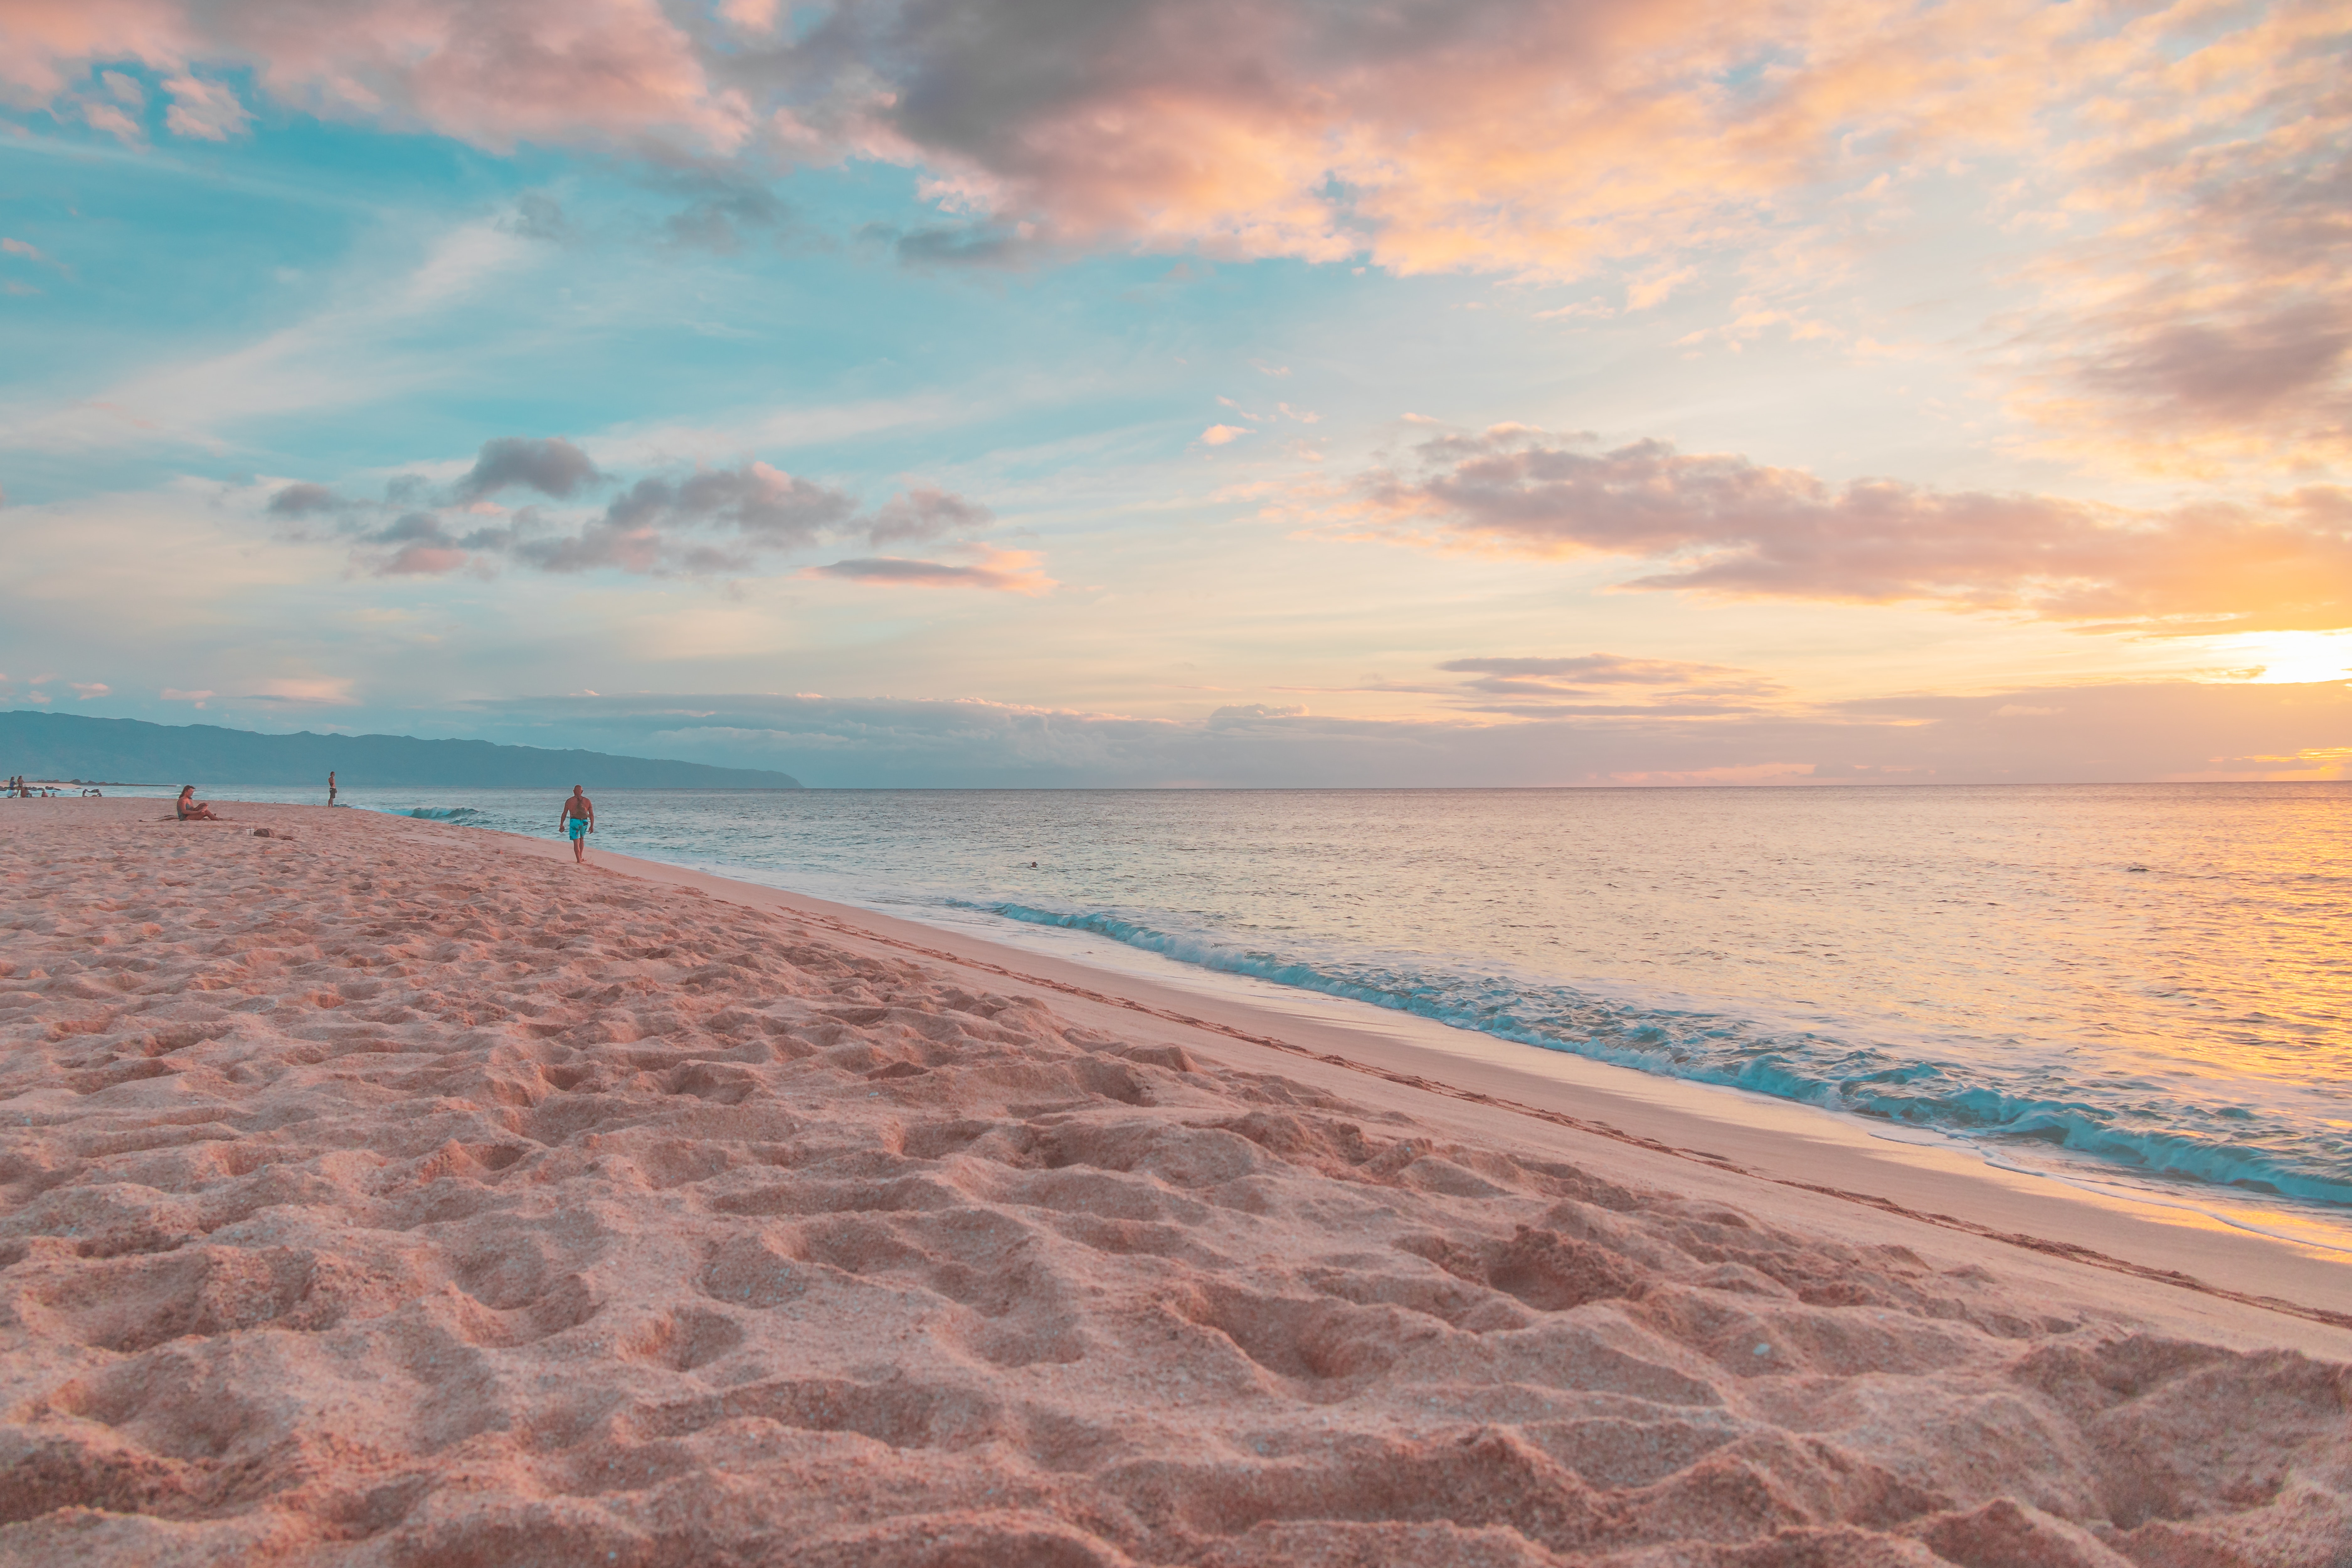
left=558, top=785, right=595, bottom=863
left=175, top=786, right=227, bottom=822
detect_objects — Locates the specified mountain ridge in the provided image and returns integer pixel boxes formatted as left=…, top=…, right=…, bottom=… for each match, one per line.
left=0, top=710, right=802, bottom=790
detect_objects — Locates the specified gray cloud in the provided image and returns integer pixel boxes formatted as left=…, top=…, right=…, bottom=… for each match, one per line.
left=606, top=465, right=857, bottom=545
left=2076, top=303, right=2349, bottom=425
left=1354, top=427, right=2352, bottom=633
left=484, top=463, right=860, bottom=575
left=809, top=549, right=1045, bottom=592
left=2015, top=81, right=2352, bottom=464
left=367, top=510, right=453, bottom=545
left=457, top=436, right=605, bottom=501
left=895, top=225, right=1027, bottom=268
left=1429, top=653, right=1783, bottom=713
left=266, top=481, right=342, bottom=517
left=852, top=219, right=1032, bottom=269
left=862, top=486, right=995, bottom=548
left=505, top=190, right=572, bottom=242
left=662, top=186, right=791, bottom=252
left=302, top=437, right=1000, bottom=581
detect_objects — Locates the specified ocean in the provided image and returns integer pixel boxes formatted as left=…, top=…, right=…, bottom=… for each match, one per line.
left=110, top=781, right=2350, bottom=1247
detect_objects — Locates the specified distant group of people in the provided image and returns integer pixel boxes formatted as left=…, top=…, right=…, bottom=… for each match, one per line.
left=8, top=776, right=100, bottom=798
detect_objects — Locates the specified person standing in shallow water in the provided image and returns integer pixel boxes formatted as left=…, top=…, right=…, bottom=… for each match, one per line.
left=327, top=770, right=336, bottom=806
left=559, top=785, right=595, bottom=863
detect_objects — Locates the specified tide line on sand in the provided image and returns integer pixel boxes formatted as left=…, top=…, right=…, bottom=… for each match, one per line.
left=1, top=797, right=2347, bottom=1567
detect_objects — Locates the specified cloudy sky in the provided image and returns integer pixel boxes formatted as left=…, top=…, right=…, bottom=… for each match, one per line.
left=2, top=0, right=2346, bottom=786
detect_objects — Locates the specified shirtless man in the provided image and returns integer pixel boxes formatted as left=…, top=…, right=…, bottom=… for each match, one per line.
left=558, top=785, right=595, bottom=863
left=327, top=770, right=337, bottom=805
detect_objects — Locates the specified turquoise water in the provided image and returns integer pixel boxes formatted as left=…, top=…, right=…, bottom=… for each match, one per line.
left=130, top=782, right=2350, bottom=1227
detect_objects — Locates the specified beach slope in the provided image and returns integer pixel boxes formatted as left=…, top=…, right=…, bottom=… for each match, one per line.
left=2, top=800, right=2345, bottom=1566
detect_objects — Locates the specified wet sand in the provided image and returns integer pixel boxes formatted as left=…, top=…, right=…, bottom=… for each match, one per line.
left=3, top=798, right=2345, bottom=1566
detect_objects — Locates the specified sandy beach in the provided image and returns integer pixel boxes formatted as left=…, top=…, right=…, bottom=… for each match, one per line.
left=2, top=797, right=2345, bottom=1568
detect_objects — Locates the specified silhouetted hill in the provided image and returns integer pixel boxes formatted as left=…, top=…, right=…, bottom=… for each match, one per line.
left=0, top=711, right=801, bottom=789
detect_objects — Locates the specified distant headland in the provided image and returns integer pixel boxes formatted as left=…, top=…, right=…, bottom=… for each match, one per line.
left=0, top=710, right=801, bottom=790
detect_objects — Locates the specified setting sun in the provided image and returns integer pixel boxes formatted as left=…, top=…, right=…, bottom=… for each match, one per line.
left=2217, top=631, right=2352, bottom=686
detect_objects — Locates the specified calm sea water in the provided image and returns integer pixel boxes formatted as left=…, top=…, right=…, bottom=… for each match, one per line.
left=120, top=782, right=2349, bottom=1235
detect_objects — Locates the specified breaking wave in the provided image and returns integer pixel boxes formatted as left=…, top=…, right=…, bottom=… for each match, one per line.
left=970, top=899, right=2352, bottom=1208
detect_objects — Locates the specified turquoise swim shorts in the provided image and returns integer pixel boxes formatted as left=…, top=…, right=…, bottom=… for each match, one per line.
left=566, top=818, right=587, bottom=840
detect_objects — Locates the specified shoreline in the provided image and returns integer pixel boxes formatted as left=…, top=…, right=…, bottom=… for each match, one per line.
left=90, top=779, right=2352, bottom=1244
left=5, top=797, right=2347, bottom=1565
left=725, top=867, right=2352, bottom=1267
left=495, top=827, right=2352, bottom=1340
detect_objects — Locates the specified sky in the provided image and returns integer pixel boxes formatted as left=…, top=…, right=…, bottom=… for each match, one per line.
left=1, top=0, right=2346, bottom=787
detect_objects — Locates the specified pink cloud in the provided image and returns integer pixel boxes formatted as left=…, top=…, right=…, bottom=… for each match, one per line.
left=1, top=0, right=743, bottom=153
left=248, top=677, right=356, bottom=705
left=79, top=100, right=143, bottom=142
left=1335, top=426, right=2352, bottom=633
left=379, top=543, right=469, bottom=576
left=0, top=1, right=191, bottom=109
left=161, top=71, right=248, bottom=139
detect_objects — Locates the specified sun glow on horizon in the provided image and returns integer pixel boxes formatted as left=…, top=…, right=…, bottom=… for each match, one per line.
left=2206, top=632, right=2352, bottom=687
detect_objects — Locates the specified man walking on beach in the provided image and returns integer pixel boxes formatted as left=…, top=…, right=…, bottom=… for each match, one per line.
left=559, top=785, right=595, bottom=863
left=327, top=770, right=337, bottom=806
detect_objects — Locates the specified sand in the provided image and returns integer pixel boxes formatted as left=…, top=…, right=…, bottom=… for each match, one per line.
left=2, top=799, right=2346, bottom=1568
